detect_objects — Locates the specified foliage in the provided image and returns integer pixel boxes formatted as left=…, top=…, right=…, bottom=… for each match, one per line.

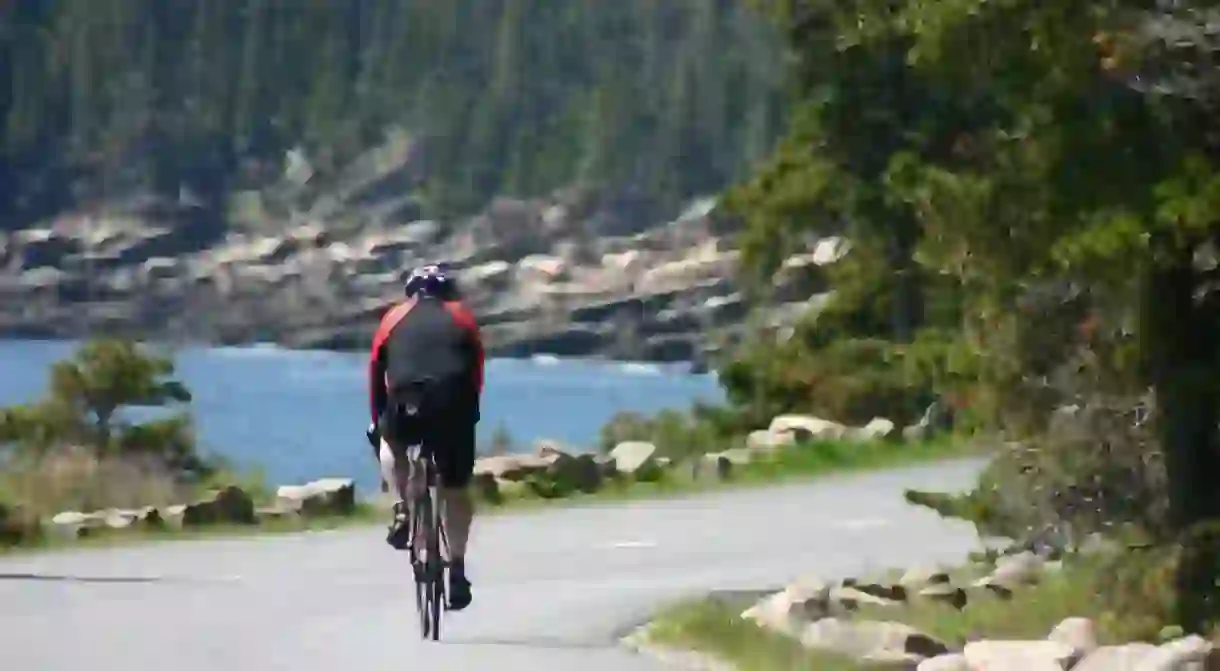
left=722, top=0, right=1220, bottom=633
left=0, top=338, right=213, bottom=480
left=0, top=1, right=786, bottom=226
left=598, top=407, right=737, bottom=460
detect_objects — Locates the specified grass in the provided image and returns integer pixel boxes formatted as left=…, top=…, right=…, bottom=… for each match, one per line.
left=641, top=549, right=1212, bottom=670
left=478, top=434, right=984, bottom=513
left=0, top=450, right=387, bottom=555
left=1, top=435, right=980, bottom=554
left=0, top=502, right=384, bottom=556
left=643, top=597, right=883, bottom=670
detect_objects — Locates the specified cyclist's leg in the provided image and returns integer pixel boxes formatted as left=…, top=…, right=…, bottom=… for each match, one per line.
left=438, top=421, right=475, bottom=561
left=434, top=415, right=476, bottom=609
left=377, top=404, right=425, bottom=551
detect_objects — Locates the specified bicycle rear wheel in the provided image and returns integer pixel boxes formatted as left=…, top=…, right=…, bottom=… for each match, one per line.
left=412, top=488, right=435, bottom=640
left=425, top=480, right=445, bottom=641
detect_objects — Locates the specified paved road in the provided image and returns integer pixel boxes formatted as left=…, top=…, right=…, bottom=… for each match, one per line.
left=1, top=458, right=986, bottom=671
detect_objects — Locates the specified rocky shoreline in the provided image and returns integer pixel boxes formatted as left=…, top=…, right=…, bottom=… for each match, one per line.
left=0, top=184, right=843, bottom=364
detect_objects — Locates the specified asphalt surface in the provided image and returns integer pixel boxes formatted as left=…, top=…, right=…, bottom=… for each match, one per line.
left=0, top=457, right=987, bottom=671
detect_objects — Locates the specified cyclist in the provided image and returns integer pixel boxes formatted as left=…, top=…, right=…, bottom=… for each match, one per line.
left=365, top=262, right=483, bottom=611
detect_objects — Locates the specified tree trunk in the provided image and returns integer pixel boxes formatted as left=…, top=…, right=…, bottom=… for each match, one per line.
left=1142, top=242, right=1220, bottom=632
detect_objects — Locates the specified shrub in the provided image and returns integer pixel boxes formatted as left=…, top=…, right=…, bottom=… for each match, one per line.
left=599, top=407, right=738, bottom=460
left=0, top=338, right=221, bottom=517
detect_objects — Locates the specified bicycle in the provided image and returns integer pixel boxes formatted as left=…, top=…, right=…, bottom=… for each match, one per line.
left=389, top=377, right=452, bottom=642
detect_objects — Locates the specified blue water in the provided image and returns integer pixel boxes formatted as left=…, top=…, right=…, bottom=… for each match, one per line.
left=0, top=340, right=723, bottom=491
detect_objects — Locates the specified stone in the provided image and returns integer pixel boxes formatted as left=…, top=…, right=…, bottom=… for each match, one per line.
left=48, top=510, right=108, bottom=539
left=535, top=440, right=567, bottom=459
left=919, top=583, right=967, bottom=609
left=183, top=485, right=256, bottom=527
left=473, top=454, right=551, bottom=481
left=900, top=566, right=952, bottom=590
left=545, top=452, right=603, bottom=494
left=276, top=478, right=356, bottom=517
left=767, top=414, right=848, bottom=442
left=701, top=452, right=735, bottom=481
left=975, top=551, right=1044, bottom=591
left=918, top=653, right=970, bottom=670
left=852, top=417, right=897, bottom=441
left=1047, top=617, right=1098, bottom=662
left=1139, top=635, right=1214, bottom=671
left=746, top=429, right=794, bottom=452
left=799, top=617, right=949, bottom=664
left=609, top=441, right=658, bottom=475
left=830, top=586, right=902, bottom=610
left=741, top=579, right=835, bottom=634
left=1071, top=643, right=1159, bottom=670
left=963, top=640, right=1076, bottom=670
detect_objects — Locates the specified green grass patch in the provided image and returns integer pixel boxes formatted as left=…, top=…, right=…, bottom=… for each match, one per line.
left=479, top=435, right=983, bottom=514
left=644, top=598, right=885, bottom=670
left=0, top=503, right=383, bottom=556
left=3, top=436, right=979, bottom=553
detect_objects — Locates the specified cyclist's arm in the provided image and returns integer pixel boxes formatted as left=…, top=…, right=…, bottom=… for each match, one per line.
left=443, top=300, right=484, bottom=397
left=369, top=302, right=409, bottom=428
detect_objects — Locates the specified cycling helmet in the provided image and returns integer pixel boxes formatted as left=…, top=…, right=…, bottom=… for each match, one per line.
left=403, top=262, right=460, bottom=301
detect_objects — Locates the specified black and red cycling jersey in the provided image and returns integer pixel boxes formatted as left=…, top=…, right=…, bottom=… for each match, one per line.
left=367, top=296, right=485, bottom=426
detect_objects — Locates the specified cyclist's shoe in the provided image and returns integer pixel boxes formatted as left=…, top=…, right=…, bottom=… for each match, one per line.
left=386, top=502, right=411, bottom=551
left=447, top=560, right=472, bottom=611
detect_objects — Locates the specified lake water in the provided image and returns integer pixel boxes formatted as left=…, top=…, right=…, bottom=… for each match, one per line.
left=0, top=340, right=724, bottom=491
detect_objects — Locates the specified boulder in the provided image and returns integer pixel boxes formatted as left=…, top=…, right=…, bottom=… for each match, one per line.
left=48, top=510, right=108, bottom=539
left=974, top=551, right=1044, bottom=595
left=746, top=429, right=795, bottom=452
left=962, top=640, right=1076, bottom=670
left=1047, top=617, right=1098, bottom=662
left=798, top=617, right=949, bottom=666
left=742, top=579, right=836, bottom=634
left=917, top=654, right=969, bottom=671
left=918, top=583, right=967, bottom=609
left=847, top=417, right=896, bottom=441
left=535, top=440, right=567, bottom=460
left=473, top=454, right=551, bottom=481
left=899, top=566, right=952, bottom=591
left=276, top=478, right=356, bottom=517
left=545, top=452, right=603, bottom=494
left=1069, top=638, right=1214, bottom=671
left=593, top=454, right=619, bottom=479
left=101, top=506, right=164, bottom=531
left=609, top=441, right=659, bottom=475
left=701, top=451, right=739, bottom=480
left=182, top=485, right=256, bottom=527
left=160, top=504, right=188, bottom=528
left=768, top=415, right=848, bottom=442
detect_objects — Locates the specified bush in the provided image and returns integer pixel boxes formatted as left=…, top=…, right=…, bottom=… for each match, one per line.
left=0, top=449, right=189, bottom=516
left=907, top=390, right=1165, bottom=551
left=599, top=407, right=738, bottom=460
left=0, top=338, right=221, bottom=517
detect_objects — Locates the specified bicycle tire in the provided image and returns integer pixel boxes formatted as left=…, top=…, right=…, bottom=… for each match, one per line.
left=426, top=476, right=444, bottom=641
left=412, top=487, right=434, bottom=640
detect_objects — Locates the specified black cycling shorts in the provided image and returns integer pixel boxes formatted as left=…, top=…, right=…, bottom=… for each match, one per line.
left=378, top=374, right=477, bottom=488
